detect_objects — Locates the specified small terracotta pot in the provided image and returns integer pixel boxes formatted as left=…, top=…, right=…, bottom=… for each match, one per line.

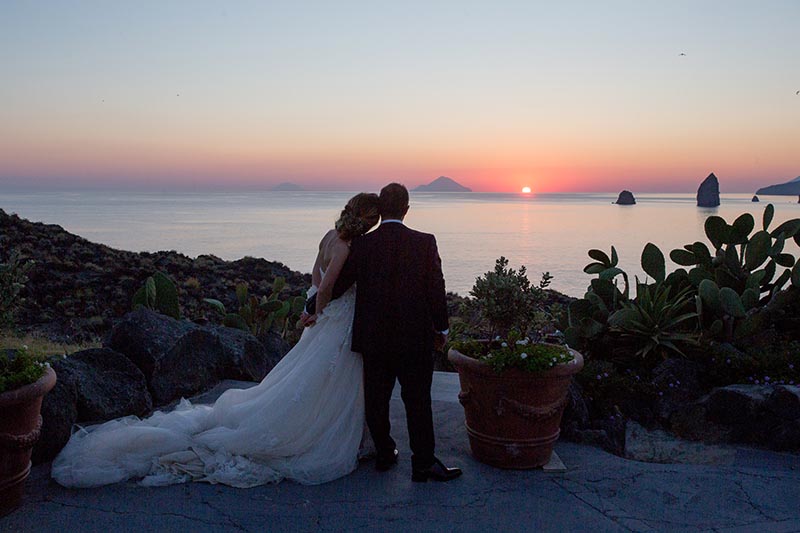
left=448, top=345, right=583, bottom=469
left=0, top=366, right=56, bottom=516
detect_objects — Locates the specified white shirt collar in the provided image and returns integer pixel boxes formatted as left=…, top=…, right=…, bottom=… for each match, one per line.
left=381, top=219, right=404, bottom=225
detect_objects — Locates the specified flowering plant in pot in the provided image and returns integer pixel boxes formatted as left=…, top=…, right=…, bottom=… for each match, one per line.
left=448, top=257, right=584, bottom=469
left=1, top=247, right=57, bottom=515
left=0, top=347, right=56, bottom=516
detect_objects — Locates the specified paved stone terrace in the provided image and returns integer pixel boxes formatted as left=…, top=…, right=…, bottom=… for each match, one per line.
left=3, top=373, right=800, bottom=532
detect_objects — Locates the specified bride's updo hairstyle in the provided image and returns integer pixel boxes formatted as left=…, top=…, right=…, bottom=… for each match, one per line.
left=335, top=193, right=380, bottom=240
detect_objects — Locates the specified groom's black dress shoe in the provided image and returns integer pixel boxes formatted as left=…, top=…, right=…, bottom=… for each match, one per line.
left=411, top=459, right=462, bottom=482
left=375, top=449, right=399, bottom=472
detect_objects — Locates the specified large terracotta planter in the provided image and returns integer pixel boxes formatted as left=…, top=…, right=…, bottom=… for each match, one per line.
left=0, top=366, right=56, bottom=516
left=448, top=345, right=583, bottom=469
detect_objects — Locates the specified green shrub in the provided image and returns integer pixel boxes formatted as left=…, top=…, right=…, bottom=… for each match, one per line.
left=0, top=346, right=46, bottom=394
left=454, top=331, right=573, bottom=374
left=469, top=256, right=549, bottom=338
left=608, top=282, right=698, bottom=360
left=132, top=271, right=181, bottom=319
left=205, top=277, right=306, bottom=340
left=566, top=204, right=800, bottom=352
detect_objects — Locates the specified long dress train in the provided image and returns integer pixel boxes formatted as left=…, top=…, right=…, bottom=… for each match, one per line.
left=52, top=282, right=368, bottom=488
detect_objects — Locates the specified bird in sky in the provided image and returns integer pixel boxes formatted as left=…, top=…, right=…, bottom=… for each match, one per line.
left=679, top=52, right=686, bottom=56
left=796, top=90, right=799, bottom=95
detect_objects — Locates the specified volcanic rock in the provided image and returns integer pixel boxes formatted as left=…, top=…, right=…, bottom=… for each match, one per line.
left=32, top=348, right=152, bottom=463
left=697, top=173, right=721, bottom=207
left=109, top=308, right=287, bottom=406
left=614, top=190, right=636, bottom=205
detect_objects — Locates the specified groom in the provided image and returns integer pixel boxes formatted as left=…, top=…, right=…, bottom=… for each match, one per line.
left=315, top=183, right=461, bottom=482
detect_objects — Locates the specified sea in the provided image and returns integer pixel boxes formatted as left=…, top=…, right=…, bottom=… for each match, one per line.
left=1, top=191, right=799, bottom=298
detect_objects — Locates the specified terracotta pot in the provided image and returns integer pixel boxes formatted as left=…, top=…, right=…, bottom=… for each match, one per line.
left=0, top=366, right=56, bottom=516
left=448, top=345, right=583, bottom=469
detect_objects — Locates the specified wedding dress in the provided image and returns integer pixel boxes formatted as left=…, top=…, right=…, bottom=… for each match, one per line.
left=52, top=277, right=370, bottom=488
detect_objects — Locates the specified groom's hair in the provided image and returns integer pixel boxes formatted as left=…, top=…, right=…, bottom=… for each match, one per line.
left=379, top=183, right=409, bottom=219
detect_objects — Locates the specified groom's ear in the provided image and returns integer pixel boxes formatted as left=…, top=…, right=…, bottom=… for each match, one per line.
left=402, top=205, right=410, bottom=217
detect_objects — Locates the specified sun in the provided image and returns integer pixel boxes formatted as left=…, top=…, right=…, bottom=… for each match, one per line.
left=521, top=186, right=532, bottom=194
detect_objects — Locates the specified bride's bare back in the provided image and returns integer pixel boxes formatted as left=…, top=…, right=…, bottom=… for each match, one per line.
left=311, top=229, right=351, bottom=315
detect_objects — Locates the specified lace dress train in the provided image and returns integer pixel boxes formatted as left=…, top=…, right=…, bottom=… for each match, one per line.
left=52, top=286, right=367, bottom=488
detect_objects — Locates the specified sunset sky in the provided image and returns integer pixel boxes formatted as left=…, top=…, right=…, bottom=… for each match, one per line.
left=1, top=1, right=798, bottom=193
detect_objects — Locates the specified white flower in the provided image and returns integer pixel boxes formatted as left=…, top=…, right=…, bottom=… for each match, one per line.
left=494, top=336, right=501, bottom=341
left=515, top=339, right=529, bottom=345
left=22, top=344, right=28, bottom=350
left=520, top=353, right=528, bottom=360
left=501, top=342, right=508, bottom=348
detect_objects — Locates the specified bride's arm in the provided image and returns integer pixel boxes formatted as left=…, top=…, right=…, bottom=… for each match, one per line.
left=315, top=239, right=350, bottom=315
left=311, top=247, right=324, bottom=289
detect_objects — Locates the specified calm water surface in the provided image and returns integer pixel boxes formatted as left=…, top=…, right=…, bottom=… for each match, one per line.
left=2, top=191, right=799, bottom=297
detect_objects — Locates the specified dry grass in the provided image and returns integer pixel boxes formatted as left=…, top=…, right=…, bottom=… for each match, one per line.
left=0, top=330, right=100, bottom=360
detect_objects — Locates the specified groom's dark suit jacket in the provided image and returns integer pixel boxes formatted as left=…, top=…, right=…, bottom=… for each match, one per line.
left=332, top=222, right=449, bottom=355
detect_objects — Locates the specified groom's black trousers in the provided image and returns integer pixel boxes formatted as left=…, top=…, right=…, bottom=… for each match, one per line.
left=362, top=347, right=435, bottom=470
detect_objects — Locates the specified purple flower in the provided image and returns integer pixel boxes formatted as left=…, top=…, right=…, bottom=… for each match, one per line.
left=676, top=380, right=681, bottom=385
left=765, top=376, right=771, bottom=382
left=726, top=359, right=731, bottom=364
left=790, top=364, right=795, bottom=370
left=596, top=374, right=602, bottom=380
left=658, top=392, right=664, bottom=396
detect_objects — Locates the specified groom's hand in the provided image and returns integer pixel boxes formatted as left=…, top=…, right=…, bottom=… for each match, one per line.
left=434, top=332, right=448, bottom=352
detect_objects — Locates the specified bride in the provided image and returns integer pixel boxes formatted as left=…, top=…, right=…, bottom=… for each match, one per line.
left=52, top=193, right=381, bottom=488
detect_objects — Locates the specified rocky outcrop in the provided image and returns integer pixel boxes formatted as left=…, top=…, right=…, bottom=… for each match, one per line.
left=651, top=358, right=702, bottom=422
left=32, top=348, right=152, bottom=463
left=31, top=310, right=290, bottom=464
left=109, top=308, right=288, bottom=406
left=670, top=384, right=800, bottom=451
left=697, top=173, right=721, bottom=207
left=755, top=176, right=800, bottom=196
left=31, top=365, right=78, bottom=464
left=614, top=190, right=636, bottom=205
left=752, top=195, right=760, bottom=202
left=624, top=421, right=735, bottom=465
left=0, top=209, right=311, bottom=342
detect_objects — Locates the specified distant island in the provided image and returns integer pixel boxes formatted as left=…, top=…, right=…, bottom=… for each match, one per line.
left=755, top=176, right=800, bottom=196
left=271, top=182, right=305, bottom=191
left=412, top=176, right=472, bottom=192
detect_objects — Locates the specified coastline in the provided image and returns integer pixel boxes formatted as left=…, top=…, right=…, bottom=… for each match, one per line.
left=3, top=208, right=532, bottom=344
left=0, top=208, right=310, bottom=343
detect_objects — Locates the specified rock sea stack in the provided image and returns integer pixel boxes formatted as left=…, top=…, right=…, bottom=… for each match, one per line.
left=615, top=190, right=636, bottom=205
left=697, top=173, right=721, bottom=207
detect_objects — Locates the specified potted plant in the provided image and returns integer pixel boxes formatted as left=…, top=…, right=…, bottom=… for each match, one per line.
left=0, top=347, right=56, bottom=516
left=448, top=257, right=584, bottom=468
